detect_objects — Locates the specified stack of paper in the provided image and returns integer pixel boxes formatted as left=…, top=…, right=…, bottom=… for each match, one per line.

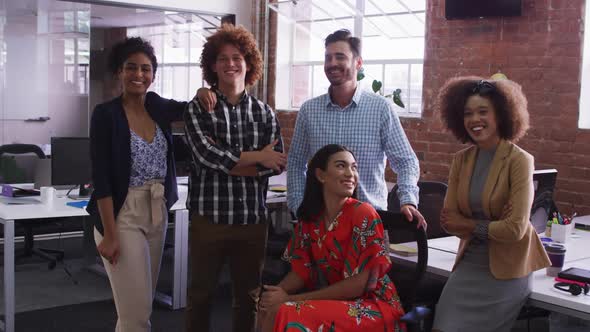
left=389, top=243, right=418, bottom=256
left=269, top=185, right=287, bottom=192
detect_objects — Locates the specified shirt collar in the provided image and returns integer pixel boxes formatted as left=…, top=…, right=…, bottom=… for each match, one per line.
left=213, top=86, right=249, bottom=105
left=325, top=85, right=362, bottom=109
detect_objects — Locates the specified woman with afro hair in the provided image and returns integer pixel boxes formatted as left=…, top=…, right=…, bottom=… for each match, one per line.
left=432, top=76, right=550, bottom=332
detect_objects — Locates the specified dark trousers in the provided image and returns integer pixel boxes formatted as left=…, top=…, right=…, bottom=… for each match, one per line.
left=185, top=214, right=267, bottom=332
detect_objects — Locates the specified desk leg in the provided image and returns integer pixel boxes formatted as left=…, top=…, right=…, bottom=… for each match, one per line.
left=153, top=209, right=189, bottom=310
left=173, top=210, right=189, bottom=309
left=1, top=219, right=15, bottom=332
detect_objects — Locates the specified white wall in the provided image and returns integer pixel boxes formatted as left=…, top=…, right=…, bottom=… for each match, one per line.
left=91, top=0, right=252, bottom=30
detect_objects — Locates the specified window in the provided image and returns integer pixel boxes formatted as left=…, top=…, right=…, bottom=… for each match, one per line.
left=270, top=0, right=426, bottom=116
left=49, top=10, right=90, bottom=95
left=579, top=0, right=590, bottom=129
left=129, top=12, right=224, bottom=101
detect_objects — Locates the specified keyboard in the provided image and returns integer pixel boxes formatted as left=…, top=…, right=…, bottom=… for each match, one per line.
left=12, top=188, right=40, bottom=197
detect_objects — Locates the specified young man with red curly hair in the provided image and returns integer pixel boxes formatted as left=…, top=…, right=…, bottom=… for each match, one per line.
left=183, top=24, right=285, bottom=332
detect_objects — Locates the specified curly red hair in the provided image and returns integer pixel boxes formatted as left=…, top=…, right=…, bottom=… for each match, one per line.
left=200, top=24, right=262, bottom=87
left=437, top=76, right=530, bottom=144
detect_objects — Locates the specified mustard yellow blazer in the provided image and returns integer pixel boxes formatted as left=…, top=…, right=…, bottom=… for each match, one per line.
left=444, top=139, right=550, bottom=279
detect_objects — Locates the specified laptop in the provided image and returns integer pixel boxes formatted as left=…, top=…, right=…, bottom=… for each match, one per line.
left=574, top=215, right=590, bottom=230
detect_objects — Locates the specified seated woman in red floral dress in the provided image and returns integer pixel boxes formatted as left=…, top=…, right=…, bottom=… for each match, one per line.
left=258, top=144, right=412, bottom=332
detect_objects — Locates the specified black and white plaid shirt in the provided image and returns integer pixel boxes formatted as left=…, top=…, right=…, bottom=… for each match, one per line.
left=183, top=89, right=283, bottom=225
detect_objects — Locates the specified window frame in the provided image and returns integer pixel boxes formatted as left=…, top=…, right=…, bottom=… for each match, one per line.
left=270, top=0, right=426, bottom=117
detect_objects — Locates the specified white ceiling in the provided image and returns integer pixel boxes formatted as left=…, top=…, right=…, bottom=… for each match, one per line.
left=4, top=0, right=220, bottom=30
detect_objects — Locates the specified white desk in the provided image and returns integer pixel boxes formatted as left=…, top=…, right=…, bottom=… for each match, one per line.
left=528, top=258, right=590, bottom=320
left=390, top=229, right=590, bottom=321
left=0, top=175, right=287, bottom=332
left=0, top=190, right=189, bottom=332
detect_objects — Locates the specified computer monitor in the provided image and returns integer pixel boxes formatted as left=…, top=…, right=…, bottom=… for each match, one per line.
left=51, top=137, right=91, bottom=199
left=530, top=169, right=558, bottom=233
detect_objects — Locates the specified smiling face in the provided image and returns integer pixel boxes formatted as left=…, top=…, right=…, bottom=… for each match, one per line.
left=212, top=43, right=249, bottom=89
left=119, top=52, right=153, bottom=96
left=315, top=151, right=359, bottom=199
left=324, top=41, right=362, bottom=87
left=463, top=94, right=501, bottom=149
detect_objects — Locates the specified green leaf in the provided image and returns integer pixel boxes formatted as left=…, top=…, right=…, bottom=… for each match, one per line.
left=392, top=89, right=405, bottom=108
left=356, top=67, right=365, bottom=81
left=368, top=218, right=381, bottom=230
left=372, top=80, right=382, bottom=93
left=366, top=309, right=383, bottom=318
left=333, top=238, right=343, bottom=254
left=284, top=322, right=309, bottom=332
left=359, top=256, right=370, bottom=272
left=345, top=260, right=353, bottom=275
left=352, top=241, right=359, bottom=254
left=329, top=322, right=336, bottom=332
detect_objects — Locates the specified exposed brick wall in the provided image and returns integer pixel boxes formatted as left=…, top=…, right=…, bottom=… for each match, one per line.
left=277, top=111, right=298, bottom=154
left=274, top=0, right=590, bottom=215
left=420, top=0, right=588, bottom=215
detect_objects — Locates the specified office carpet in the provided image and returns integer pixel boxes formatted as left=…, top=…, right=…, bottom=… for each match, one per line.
left=13, top=284, right=232, bottom=332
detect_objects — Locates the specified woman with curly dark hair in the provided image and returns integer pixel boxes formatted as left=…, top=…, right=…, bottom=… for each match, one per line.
left=87, top=37, right=187, bottom=331
left=432, top=77, right=550, bottom=332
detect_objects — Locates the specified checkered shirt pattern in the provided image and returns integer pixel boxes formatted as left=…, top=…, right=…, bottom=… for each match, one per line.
left=287, top=87, right=419, bottom=212
left=184, top=89, right=282, bottom=224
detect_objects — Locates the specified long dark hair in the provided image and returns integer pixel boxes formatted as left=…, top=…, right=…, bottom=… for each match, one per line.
left=296, top=144, right=358, bottom=222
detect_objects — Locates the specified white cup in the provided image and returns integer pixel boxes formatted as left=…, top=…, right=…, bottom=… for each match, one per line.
left=40, top=186, right=55, bottom=205
left=551, top=223, right=574, bottom=243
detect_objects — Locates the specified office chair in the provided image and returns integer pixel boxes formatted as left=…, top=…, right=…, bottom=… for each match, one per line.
left=260, top=212, right=293, bottom=286
left=377, top=210, right=431, bottom=332
left=387, top=181, right=449, bottom=331
left=0, top=144, right=65, bottom=270
left=388, top=181, right=449, bottom=241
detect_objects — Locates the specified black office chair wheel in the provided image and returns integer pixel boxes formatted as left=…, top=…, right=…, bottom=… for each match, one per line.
left=48, top=260, right=57, bottom=270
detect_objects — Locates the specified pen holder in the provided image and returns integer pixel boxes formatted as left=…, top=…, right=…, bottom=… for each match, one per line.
left=551, top=223, right=574, bottom=243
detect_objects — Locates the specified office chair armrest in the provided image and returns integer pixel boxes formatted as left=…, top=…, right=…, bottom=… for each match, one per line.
left=400, top=305, right=431, bottom=325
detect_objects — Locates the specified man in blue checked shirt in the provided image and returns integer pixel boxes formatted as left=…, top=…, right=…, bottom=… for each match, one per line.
left=287, top=29, right=427, bottom=229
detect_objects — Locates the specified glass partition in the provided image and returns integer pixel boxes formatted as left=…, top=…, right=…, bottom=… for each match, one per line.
left=0, top=0, right=226, bottom=146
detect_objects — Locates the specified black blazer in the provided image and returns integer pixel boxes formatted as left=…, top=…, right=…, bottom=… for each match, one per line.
left=87, top=91, right=186, bottom=234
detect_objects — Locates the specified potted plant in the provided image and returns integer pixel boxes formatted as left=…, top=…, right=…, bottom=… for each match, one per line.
left=357, top=67, right=405, bottom=108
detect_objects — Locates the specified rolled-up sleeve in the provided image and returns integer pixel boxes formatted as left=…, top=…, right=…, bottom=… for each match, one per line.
left=380, top=101, right=420, bottom=207
left=89, top=106, right=113, bottom=199
left=287, top=107, right=309, bottom=212
left=257, top=103, right=284, bottom=178
left=183, top=98, right=240, bottom=174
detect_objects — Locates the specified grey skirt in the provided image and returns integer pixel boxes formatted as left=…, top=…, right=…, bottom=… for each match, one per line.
left=432, top=240, right=532, bottom=332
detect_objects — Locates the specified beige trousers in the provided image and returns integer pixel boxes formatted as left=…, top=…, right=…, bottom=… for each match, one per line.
left=94, top=181, right=168, bottom=332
